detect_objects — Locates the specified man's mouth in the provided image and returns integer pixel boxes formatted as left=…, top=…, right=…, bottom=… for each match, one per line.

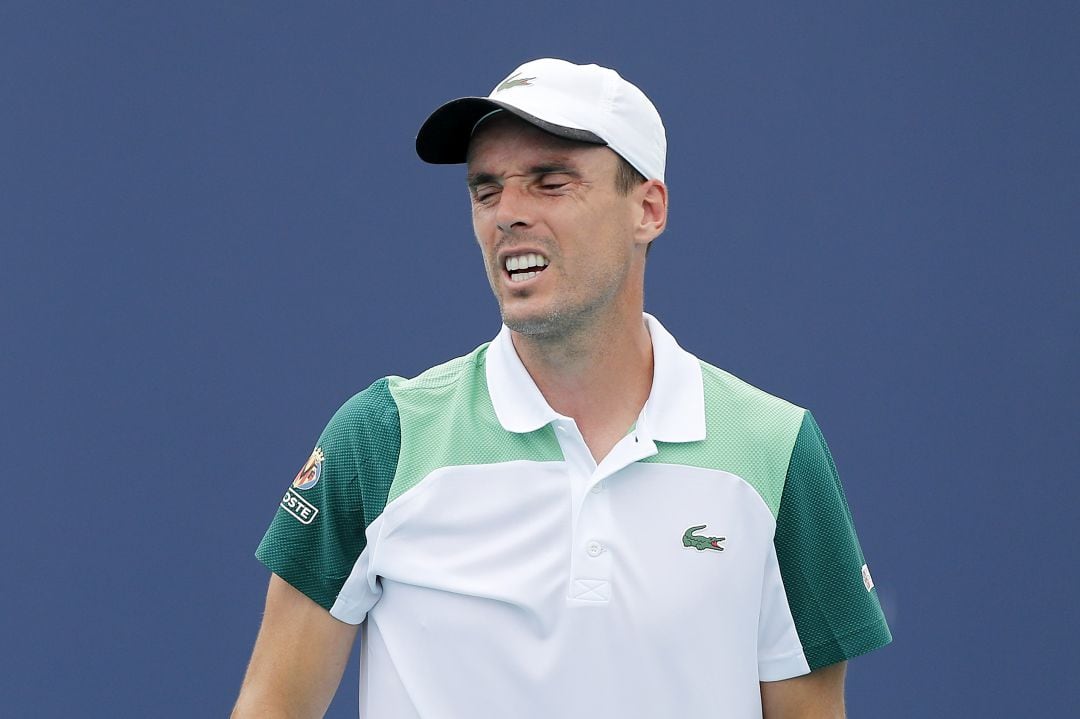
left=504, top=253, right=549, bottom=283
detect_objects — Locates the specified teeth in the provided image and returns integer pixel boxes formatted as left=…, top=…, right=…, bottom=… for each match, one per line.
left=504, top=253, right=549, bottom=271
left=510, top=271, right=538, bottom=283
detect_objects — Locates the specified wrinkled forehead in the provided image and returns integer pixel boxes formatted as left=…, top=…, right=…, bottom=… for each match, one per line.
left=466, top=112, right=609, bottom=168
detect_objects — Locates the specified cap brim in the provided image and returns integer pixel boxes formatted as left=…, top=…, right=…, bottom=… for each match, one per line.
left=415, top=97, right=606, bottom=164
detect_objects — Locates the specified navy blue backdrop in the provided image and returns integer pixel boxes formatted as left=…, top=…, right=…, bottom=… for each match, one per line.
left=3, top=2, right=1077, bottom=716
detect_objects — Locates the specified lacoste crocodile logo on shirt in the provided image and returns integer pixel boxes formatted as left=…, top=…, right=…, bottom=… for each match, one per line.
left=683, top=524, right=725, bottom=551
left=495, top=72, right=535, bottom=92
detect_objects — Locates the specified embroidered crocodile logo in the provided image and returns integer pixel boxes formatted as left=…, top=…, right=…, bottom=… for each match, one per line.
left=683, top=524, right=725, bottom=551
left=495, top=72, right=535, bottom=92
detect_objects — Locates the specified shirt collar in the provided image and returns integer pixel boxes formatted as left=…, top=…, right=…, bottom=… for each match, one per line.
left=485, top=313, right=706, bottom=442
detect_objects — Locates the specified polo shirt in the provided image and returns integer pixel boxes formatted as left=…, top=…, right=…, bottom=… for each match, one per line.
left=256, top=313, right=892, bottom=718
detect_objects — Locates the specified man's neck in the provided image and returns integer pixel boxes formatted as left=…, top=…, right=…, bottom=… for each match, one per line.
left=510, top=308, right=654, bottom=463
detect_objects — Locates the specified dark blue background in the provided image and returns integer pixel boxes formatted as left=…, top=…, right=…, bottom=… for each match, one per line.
left=3, top=2, right=1076, bottom=716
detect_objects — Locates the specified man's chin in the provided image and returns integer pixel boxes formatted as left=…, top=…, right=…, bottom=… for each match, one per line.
left=500, top=306, right=562, bottom=338
left=501, top=303, right=598, bottom=340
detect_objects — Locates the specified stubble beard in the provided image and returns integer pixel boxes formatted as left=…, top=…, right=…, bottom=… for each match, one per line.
left=484, top=230, right=630, bottom=345
left=502, top=304, right=572, bottom=339
left=494, top=267, right=625, bottom=346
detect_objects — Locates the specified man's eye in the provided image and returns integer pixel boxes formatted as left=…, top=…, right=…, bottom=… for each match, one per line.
left=474, top=188, right=499, bottom=203
left=540, top=176, right=571, bottom=190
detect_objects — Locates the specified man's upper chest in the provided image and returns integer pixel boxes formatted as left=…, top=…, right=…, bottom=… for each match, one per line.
left=364, top=315, right=802, bottom=625
left=367, top=424, right=778, bottom=626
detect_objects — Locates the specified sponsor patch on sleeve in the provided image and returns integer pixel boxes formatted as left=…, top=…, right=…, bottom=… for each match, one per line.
left=292, top=447, right=324, bottom=490
left=281, top=488, right=319, bottom=525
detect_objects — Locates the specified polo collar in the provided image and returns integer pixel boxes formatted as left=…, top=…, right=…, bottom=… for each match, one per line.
left=485, top=313, right=706, bottom=443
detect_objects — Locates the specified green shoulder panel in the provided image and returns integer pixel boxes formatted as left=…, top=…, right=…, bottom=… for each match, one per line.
left=255, top=378, right=401, bottom=610
left=387, top=345, right=563, bottom=504
left=641, top=361, right=805, bottom=517
left=774, top=411, right=892, bottom=669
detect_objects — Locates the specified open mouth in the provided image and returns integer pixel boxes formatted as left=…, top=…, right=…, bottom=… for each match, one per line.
left=505, top=253, right=549, bottom=283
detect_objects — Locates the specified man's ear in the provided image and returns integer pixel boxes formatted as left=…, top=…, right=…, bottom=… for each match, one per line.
left=634, top=180, right=668, bottom=246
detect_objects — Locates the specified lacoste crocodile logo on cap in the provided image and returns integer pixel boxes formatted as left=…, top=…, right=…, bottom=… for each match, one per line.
left=495, top=72, right=535, bottom=93
left=683, top=525, right=725, bottom=552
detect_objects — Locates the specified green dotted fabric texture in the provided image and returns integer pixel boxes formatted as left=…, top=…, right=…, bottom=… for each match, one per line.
left=640, top=361, right=805, bottom=517
left=774, top=411, right=892, bottom=669
left=387, top=345, right=563, bottom=504
left=255, top=378, right=401, bottom=610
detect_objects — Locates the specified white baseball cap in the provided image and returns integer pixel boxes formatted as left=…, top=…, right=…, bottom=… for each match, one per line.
left=416, top=58, right=666, bottom=182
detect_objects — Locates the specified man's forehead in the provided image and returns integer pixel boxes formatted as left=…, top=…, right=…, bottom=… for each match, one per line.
left=466, top=114, right=612, bottom=172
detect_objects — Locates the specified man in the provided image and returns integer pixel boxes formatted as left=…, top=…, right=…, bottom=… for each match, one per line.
left=233, top=58, right=891, bottom=718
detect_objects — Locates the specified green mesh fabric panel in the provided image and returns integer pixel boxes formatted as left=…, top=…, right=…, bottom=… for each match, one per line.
left=255, top=378, right=401, bottom=610
left=640, top=361, right=805, bottom=517
left=775, top=411, right=892, bottom=669
left=387, top=345, right=563, bottom=503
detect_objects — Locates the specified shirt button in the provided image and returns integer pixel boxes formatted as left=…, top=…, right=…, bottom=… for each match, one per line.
left=586, top=541, right=603, bottom=557
left=590, top=482, right=604, bottom=494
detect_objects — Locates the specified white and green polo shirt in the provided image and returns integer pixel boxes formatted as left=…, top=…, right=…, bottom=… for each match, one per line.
left=257, top=314, right=891, bottom=718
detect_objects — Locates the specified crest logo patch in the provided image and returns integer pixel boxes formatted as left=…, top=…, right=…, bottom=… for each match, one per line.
left=292, top=447, right=324, bottom=491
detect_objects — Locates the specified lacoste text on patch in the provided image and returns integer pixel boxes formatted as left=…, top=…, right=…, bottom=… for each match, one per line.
left=861, top=564, right=875, bottom=592
left=281, top=488, right=319, bottom=525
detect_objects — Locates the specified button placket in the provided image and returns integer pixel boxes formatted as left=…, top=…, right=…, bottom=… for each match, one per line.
left=552, top=417, right=615, bottom=604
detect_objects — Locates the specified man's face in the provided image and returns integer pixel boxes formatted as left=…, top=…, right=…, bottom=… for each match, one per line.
left=466, top=115, right=644, bottom=338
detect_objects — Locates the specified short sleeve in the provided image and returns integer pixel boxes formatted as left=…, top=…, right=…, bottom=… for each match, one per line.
left=772, top=411, right=892, bottom=669
left=255, top=378, right=400, bottom=610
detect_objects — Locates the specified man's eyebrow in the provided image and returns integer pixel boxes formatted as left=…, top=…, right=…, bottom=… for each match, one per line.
left=466, top=172, right=498, bottom=190
left=466, top=163, right=581, bottom=190
left=528, top=163, right=579, bottom=176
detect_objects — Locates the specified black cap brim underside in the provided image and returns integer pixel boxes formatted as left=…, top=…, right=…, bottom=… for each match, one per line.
left=415, top=97, right=606, bottom=164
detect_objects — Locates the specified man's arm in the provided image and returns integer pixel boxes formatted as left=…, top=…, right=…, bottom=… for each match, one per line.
left=760, top=661, right=847, bottom=719
left=232, top=573, right=359, bottom=718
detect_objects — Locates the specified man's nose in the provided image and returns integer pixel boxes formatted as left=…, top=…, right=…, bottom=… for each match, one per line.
left=495, top=184, right=533, bottom=234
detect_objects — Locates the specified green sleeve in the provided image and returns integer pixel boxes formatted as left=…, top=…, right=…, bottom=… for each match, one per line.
left=255, top=378, right=400, bottom=610
left=774, top=411, right=892, bottom=669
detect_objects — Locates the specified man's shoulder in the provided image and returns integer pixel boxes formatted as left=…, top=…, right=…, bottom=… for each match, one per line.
left=660, top=357, right=807, bottom=518
left=693, top=357, right=808, bottom=455
left=319, top=376, right=400, bottom=444
left=697, top=358, right=806, bottom=417
left=390, top=342, right=490, bottom=393
left=328, top=342, right=491, bottom=429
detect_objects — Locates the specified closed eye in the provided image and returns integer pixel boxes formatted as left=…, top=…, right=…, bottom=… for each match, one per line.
left=473, top=186, right=500, bottom=204
left=538, top=173, right=574, bottom=190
